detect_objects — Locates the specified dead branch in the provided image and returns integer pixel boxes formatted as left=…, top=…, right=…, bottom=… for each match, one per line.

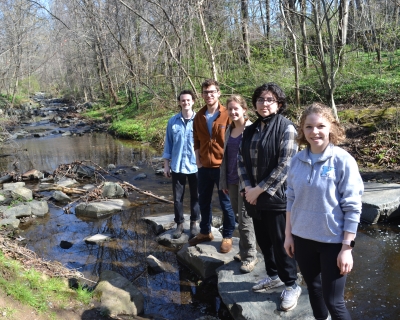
left=121, top=181, right=173, bottom=204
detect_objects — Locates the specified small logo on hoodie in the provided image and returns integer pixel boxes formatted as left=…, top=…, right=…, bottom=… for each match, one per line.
left=321, top=166, right=335, bottom=178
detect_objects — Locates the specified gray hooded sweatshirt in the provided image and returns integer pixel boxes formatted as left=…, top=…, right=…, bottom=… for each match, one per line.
left=286, top=144, right=364, bottom=243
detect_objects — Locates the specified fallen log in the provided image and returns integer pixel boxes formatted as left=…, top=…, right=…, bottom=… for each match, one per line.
left=35, top=185, right=86, bottom=195
left=0, top=174, right=13, bottom=184
left=121, top=181, right=173, bottom=204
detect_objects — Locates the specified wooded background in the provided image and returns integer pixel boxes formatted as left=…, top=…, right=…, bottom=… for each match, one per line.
left=0, top=0, right=399, bottom=115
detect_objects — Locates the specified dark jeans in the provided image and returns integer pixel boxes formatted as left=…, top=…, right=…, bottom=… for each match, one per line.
left=252, top=210, right=297, bottom=286
left=294, top=235, right=351, bottom=320
left=198, top=167, right=235, bottom=238
left=171, top=171, right=200, bottom=224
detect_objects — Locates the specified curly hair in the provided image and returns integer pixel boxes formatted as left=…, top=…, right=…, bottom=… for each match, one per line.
left=226, top=94, right=248, bottom=125
left=296, top=102, right=346, bottom=147
left=201, top=79, right=220, bottom=92
left=177, top=89, right=195, bottom=101
left=251, top=82, right=287, bottom=114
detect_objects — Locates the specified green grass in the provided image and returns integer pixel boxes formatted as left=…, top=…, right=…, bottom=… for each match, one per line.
left=0, top=251, right=92, bottom=315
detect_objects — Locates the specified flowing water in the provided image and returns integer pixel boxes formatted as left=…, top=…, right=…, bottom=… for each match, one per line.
left=1, top=120, right=399, bottom=319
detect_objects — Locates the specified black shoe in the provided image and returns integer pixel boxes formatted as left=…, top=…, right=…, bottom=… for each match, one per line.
left=172, top=223, right=184, bottom=239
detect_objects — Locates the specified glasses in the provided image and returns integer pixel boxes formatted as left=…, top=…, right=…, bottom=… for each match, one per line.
left=256, top=97, right=277, bottom=104
left=202, top=90, right=218, bottom=96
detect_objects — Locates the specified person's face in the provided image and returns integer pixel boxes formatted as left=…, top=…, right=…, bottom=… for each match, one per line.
left=227, top=101, right=246, bottom=122
left=202, top=85, right=220, bottom=107
left=179, top=94, right=194, bottom=111
left=255, top=91, right=280, bottom=117
left=303, top=113, right=331, bottom=153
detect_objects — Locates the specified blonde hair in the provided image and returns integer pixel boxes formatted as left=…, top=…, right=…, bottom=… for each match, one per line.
left=226, top=95, right=248, bottom=127
left=296, top=103, right=346, bottom=147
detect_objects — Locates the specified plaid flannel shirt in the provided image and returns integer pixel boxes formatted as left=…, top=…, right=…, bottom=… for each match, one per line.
left=238, top=122, right=298, bottom=197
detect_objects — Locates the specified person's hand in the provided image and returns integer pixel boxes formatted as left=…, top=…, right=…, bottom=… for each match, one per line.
left=222, top=189, right=229, bottom=195
left=245, top=186, right=263, bottom=205
left=284, top=233, right=295, bottom=258
left=164, top=164, right=171, bottom=178
left=337, top=247, right=353, bottom=275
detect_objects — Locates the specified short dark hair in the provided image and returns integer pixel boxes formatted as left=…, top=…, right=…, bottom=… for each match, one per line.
left=251, top=82, right=287, bottom=114
left=177, top=89, right=195, bottom=101
left=201, top=79, right=220, bottom=92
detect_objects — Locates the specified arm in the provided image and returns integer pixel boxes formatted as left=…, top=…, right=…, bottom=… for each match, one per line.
left=257, top=125, right=298, bottom=196
left=337, top=231, right=355, bottom=275
left=195, top=149, right=202, bottom=168
left=284, top=211, right=295, bottom=258
left=162, top=119, right=173, bottom=177
left=163, top=159, right=171, bottom=178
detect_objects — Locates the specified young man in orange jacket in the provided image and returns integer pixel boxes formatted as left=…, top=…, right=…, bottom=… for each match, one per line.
left=188, top=79, right=236, bottom=254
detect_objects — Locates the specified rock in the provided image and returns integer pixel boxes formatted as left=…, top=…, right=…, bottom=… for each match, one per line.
left=11, top=187, right=33, bottom=201
left=75, top=199, right=130, bottom=218
left=107, top=164, right=116, bottom=170
left=73, top=165, right=95, bottom=178
left=102, top=182, right=125, bottom=198
left=133, top=173, right=147, bottom=180
left=60, top=240, right=73, bottom=249
left=53, top=190, right=71, bottom=203
left=95, top=270, right=144, bottom=316
left=56, top=178, right=78, bottom=188
left=176, top=235, right=238, bottom=279
left=4, top=205, right=31, bottom=219
left=2, top=182, right=25, bottom=190
left=82, top=184, right=96, bottom=191
left=155, top=168, right=164, bottom=175
left=361, top=182, right=400, bottom=223
left=131, top=166, right=140, bottom=171
left=0, top=195, right=5, bottom=203
left=146, top=255, right=177, bottom=273
left=114, top=169, right=126, bottom=175
left=0, top=218, right=20, bottom=228
left=22, top=169, right=44, bottom=180
left=216, top=257, right=313, bottom=319
left=84, top=233, right=113, bottom=244
left=61, top=130, right=71, bottom=136
left=28, top=200, right=49, bottom=217
left=143, top=214, right=186, bottom=235
left=0, top=175, right=13, bottom=184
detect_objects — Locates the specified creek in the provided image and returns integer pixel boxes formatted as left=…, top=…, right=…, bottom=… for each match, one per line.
left=1, top=117, right=399, bottom=320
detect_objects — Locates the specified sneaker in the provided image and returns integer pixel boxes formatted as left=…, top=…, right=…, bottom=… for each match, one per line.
left=188, top=232, right=214, bottom=246
left=252, top=276, right=284, bottom=292
left=240, top=258, right=258, bottom=273
left=234, top=252, right=241, bottom=262
left=220, top=238, right=233, bottom=253
left=280, top=286, right=302, bottom=311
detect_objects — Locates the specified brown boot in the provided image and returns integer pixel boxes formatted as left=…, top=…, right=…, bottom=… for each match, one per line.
left=220, top=238, right=233, bottom=253
left=188, top=232, right=214, bottom=246
left=172, top=223, right=184, bottom=239
left=189, top=220, right=200, bottom=240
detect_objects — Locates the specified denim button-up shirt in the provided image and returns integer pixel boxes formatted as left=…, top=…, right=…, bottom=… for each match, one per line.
left=162, top=112, right=198, bottom=174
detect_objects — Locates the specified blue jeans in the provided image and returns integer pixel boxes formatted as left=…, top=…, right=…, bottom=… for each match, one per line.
left=198, top=167, right=235, bottom=238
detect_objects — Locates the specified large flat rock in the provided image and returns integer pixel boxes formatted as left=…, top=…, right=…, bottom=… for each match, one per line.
left=177, top=237, right=239, bottom=279
left=217, top=255, right=314, bottom=319
left=361, top=182, right=400, bottom=223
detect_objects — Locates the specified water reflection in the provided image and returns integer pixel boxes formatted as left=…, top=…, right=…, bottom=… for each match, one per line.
left=0, top=132, right=158, bottom=173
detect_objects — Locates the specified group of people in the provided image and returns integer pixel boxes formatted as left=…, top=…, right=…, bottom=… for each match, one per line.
left=162, top=79, right=364, bottom=319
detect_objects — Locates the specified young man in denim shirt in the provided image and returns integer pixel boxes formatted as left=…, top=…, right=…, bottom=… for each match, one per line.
left=162, top=90, right=200, bottom=239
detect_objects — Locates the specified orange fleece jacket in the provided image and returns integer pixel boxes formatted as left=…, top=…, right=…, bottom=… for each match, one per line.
left=193, top=103, right=231, bottom=168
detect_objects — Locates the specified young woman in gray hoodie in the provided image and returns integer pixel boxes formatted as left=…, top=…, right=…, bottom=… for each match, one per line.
left=284, top=103, right=364, bottom=320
